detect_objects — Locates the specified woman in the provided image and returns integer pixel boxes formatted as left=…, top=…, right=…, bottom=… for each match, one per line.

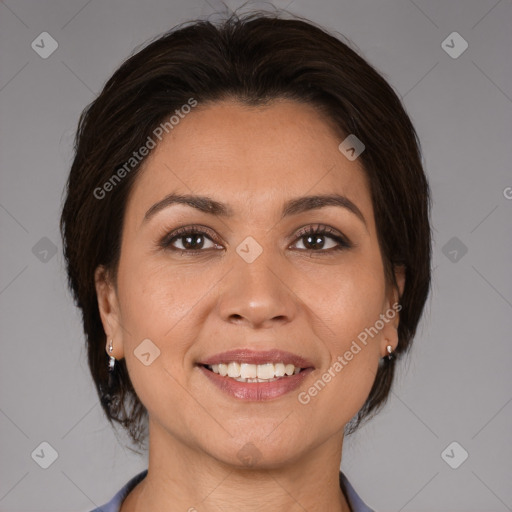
left=60, top=10, right=431, bottom=512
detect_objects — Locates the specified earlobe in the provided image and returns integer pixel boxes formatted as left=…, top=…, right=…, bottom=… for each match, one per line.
left=94, top=265, right=125, bottom=359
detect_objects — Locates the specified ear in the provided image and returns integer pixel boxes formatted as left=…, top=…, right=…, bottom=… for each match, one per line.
left=380, top=264, right=406, bottom=355
left=95, top=265, right=125, bottom=360
left=391, top=264, right=406, bottom=306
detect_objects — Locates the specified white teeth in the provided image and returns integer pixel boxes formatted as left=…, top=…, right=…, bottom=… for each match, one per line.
left=256, top=363, right=274, bottom=380
left=285, top=364, right=295, bottom=376
left=227, top=362, right=240, bottom=378
left=206, top=362, right=303, bottom=381
left=233, top=376, right=281, bottom=383
left=240, top=363, right=257, bottom=379
left=274, top=363, right=285, bottom=377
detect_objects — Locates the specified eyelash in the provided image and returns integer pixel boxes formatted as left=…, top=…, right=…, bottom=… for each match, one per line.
left=159, top=224, right=352, bottom=254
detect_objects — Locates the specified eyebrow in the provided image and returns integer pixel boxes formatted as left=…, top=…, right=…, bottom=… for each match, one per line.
left=142, top=192, right=367, bottom=227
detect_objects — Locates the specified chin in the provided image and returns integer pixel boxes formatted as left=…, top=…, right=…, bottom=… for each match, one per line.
left=206, top=433, right=307, bottom=470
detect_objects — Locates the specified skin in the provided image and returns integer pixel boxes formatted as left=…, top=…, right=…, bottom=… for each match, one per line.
left=95, top=98, right=405, bottom=512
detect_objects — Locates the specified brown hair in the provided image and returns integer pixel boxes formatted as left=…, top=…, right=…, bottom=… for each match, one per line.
left=60, top=9, right=432, bottom=447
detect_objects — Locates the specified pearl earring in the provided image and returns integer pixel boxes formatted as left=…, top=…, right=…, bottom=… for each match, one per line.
left=108, top=339, right=116, bottom=371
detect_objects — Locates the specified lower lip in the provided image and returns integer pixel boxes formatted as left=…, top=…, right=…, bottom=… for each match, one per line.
left=198, top=365, right=314, bottom=401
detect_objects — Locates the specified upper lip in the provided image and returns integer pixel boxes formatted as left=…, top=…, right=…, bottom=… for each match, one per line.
left=198, top=349, right=315, bottom=368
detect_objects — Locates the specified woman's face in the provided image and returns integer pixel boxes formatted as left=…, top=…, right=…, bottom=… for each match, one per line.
left=96, top=98, right=403, bottom=467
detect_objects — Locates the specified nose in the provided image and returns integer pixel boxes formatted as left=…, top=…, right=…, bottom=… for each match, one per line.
left=216, top=245, right=298, bottom=329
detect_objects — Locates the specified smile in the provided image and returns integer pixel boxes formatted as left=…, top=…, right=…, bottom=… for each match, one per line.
left=197, top=364, right=314, bottom=401
left=203, top=362, right=303, bottom=382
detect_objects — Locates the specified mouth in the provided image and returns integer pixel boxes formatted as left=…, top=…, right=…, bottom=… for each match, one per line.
left=197, top=364, right=314, bottom=401
left=196, top=349, right=315, bottom=400
left=198, top=361, right=307, bottom=383
left=197, top=348, right=315, bottom=381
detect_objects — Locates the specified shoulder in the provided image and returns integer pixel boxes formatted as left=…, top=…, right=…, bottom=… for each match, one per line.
left=88, top=470, right=148, bottom=512
left=339, top=470, right=376, bottom=512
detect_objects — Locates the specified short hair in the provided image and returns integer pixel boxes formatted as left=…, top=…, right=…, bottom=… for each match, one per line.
left=60, top=9, right=432, bottom=447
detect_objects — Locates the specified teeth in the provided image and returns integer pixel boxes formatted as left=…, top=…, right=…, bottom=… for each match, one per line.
left=285, top=364, right=295, bottom=376
left=257, top=363, right=274, bottom=380
left=206, top=362, right=303, bottom=380
left=227, top=362, right=240, bottom=378
left=274, top=363, right=285, bottom=377
left=241, top=363, right=257, bottom=379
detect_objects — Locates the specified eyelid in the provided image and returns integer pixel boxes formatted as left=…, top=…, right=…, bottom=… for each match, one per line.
left=290, top=225, right=352, bottom=252
left=292, top=223, right=350, bottom=243
left=159, top=223, right=352, bottom=252
left=159, top=224, right=221, bottom=248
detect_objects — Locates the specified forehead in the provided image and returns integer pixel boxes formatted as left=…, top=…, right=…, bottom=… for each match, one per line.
left=125, top=99, right=374, bottom=227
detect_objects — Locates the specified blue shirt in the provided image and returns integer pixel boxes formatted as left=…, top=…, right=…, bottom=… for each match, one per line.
left=89, top=469, right=375, bottom=511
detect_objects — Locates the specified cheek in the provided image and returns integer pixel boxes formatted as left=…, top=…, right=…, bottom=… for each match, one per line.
left=300, top=254, right=385, bottom=405
left=116, top=256, right=203, bottom=337
left=301, top=257, right=386, bottom=342
left=115, top=259, right=194, bottom=418
left=299, top=270, right=384, bottom=422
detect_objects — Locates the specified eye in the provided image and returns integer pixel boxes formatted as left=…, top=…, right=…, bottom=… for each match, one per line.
left=160, top=226, right=221, bottom=252
left=291, top=224, right=351, bottom=252
left=159, top=224, right=352, bottom=254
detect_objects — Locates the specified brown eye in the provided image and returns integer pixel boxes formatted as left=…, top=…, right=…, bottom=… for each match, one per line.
left=292, top=225, right=351, bottom=252
left=160, top=226, right=220, bottom=252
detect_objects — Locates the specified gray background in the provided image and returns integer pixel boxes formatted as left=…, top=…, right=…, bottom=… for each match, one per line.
left=1, top=0, right=511, bottom=510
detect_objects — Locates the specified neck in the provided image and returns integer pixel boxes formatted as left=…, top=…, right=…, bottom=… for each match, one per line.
left=121, top=419, right=351, bottom=512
